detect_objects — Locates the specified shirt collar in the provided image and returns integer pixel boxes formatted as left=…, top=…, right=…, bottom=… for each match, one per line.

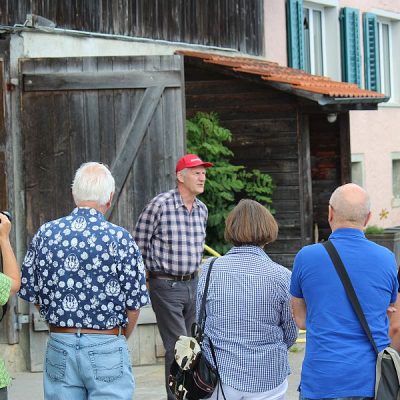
left=173, top=188, right=200, bottom=210
left=225, top=245, right=270, bottom=259
left=329, top=227, right=366, bottom=239
left=71, top=207, right=105, bottom=221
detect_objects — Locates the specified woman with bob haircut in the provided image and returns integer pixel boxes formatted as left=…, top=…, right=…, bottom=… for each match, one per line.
left=198, top=199, right=298, bottom=400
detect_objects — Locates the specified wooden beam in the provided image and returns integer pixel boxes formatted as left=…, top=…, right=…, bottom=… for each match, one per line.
left=107, top=85, right=165, bottom=218
left=23, top=71, right=181, bottom=92
left=339, top=113, right=351, bottom=184
left=298, top=112, right=313, bottom=246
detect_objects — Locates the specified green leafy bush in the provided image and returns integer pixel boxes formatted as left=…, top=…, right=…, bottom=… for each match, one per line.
left=364, top=225, right=385, bottom=234
left=186, top=112, right=274, bottom=254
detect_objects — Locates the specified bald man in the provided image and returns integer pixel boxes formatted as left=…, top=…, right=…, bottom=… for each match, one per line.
left=291, top=183, right=398, bottom=400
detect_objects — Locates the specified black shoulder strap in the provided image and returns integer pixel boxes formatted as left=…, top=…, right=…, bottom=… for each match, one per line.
left=323, top=240, right=379, bottom=355
left=209, top=337, right=227, bottom=400
left=198, top=257, right=217, bottom=334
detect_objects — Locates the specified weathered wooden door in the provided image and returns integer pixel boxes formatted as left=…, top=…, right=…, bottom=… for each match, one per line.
left=20, top=55, right=185, bottom=370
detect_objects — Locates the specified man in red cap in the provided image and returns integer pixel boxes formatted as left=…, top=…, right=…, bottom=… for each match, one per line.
left=134, top=154, right=213, bottom=400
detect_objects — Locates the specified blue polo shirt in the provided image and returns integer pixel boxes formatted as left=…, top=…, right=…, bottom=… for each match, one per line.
left=291, top=228, right=398, bottom=399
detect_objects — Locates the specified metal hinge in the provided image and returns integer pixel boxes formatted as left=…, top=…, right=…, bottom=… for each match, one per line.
left=32, top=311, right=48, bottom=331
left=16, top=312, right=48, bottom=331
left=16, top=314, right=29, bottom=330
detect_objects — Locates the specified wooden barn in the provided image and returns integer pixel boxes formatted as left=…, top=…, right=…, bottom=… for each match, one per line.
left=179, top=50, right=386, bottom=266
left=0, top=0, right=265, bottom=371
left=0, top=0, right=388, bottom=372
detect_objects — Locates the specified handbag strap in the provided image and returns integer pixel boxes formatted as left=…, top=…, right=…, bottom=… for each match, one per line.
left=209, top=337, right=227, bottom=400
left=196, top=257, right=227, bottom=400
left=197, top=257, right=217, bottom=338
left=323, top=240, right=379, bottom=355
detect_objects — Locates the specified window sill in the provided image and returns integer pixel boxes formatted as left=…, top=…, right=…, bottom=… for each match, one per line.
left=305, top=0, right=338, bottom=7
left=378, top=102, right=400, bottom=109
left=392, top=198, right=400, bottom=208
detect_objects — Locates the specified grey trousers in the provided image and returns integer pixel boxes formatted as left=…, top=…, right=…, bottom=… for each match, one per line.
left=149, top=277, right=198, bottom=400
left=0, top=387, right=7, bottom=400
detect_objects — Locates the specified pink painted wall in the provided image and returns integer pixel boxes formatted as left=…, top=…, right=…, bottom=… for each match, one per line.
left=350, top=109, right=400, bottom=227
left=264, top=1, right=287, bottom=64
left=340, top=0, right=399, bottom=11
left=343, top=0, right=400, bottom=227
left=263, top=0, right=400, bottom=228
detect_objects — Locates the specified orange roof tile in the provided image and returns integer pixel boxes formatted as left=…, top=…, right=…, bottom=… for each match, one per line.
left=176, top=50, right=385, bottom=101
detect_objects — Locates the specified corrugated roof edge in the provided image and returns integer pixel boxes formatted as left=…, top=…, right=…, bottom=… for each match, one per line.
left=177, top=50, right=389, bottom=105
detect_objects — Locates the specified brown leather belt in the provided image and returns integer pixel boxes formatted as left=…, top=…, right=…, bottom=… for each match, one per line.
left=148, top=271, right=197, bottom=282
left=49, top=326, right=126, bottom=336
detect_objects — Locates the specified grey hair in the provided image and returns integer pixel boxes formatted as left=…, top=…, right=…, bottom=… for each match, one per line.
left=329, top=183, right=370, bottom=225
left=72, top=162, right=115, bottom=206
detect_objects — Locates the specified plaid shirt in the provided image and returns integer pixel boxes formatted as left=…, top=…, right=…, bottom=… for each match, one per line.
left=198, top=246, right=298, bottom=392
left=134, top=189, right=208, bottom=275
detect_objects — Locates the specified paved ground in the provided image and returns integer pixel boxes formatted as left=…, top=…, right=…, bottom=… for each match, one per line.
left=8, top=343, right=305, bottom=399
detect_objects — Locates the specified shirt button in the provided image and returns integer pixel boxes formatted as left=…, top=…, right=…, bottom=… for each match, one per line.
left=76, top=345, right=80, bottom=350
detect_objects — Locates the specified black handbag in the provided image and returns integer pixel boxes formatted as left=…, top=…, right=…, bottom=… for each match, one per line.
left=168, top=257, right=226, bottom=400
left=323, top=240, right=400, bottom=400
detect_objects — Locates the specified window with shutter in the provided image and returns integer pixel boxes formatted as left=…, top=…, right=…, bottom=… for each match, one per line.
left=363, top=13, right=380, bottom=92
left=286, top=1, right=340, bottom=79
left=377, top=20, right=393, bottom=97
left=340, top=8, right=361, bottom=86
left=287, top=0, right=305, bottom=69
left=304, top=5, right=325, bottom=75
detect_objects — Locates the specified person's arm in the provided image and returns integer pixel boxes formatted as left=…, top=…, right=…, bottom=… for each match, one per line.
left=125, top=309, right=140, bottom=338
left=280, top=284, right=299, bottom=348
left=133, top=201, right=161, bottom=268
left=0, top=214, right=20, bottom=295
left=291, top=296, right=307, bottom=330
left=390, top=294, right=400, bottom=351
left=121, top=235, right=150, bottom=337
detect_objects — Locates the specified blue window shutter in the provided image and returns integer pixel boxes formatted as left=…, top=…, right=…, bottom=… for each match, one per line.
left=340, top=8, right=361, bottom=86
left=363, top=13, right=380, bottom=92
left=287, top=0, right=305, bottom=70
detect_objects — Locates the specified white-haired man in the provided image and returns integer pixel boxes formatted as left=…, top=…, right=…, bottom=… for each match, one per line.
left=291, top=183, right=398, bottom=400
left=19, top=162, right=149, bottom=400
left=134, top=153, right=213, bottom=400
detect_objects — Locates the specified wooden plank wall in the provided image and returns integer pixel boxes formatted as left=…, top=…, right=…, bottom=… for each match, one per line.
left=20, top=55, right=184, bottom=368
left=21, top=56, right=184, bottom=238
left=2, top=0, right=264, bottom=56
left=185, top=65, right=303, bottom=268
left=309, top=113, right=342, bottom=241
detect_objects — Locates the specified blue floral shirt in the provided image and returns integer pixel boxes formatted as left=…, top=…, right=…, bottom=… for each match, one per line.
left=19, top=207, right=149, bottom=329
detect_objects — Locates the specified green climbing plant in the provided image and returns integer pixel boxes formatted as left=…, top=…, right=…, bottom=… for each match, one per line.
left=186, top=112, right=274, bottom=254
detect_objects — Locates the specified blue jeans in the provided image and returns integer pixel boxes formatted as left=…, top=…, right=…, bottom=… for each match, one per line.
left=44, top=332, right=134, bottom=400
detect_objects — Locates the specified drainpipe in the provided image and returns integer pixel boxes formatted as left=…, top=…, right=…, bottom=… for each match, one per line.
left=7, top=34, right=25, bottom=344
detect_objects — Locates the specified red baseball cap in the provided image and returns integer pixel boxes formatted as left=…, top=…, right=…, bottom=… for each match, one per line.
left=175, top=154, right=213, bottom=173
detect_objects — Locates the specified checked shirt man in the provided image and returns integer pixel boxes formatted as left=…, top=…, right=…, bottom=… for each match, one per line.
left=134, top=153, right=212, bottom=400
left=19, top=162, right=149, bottom=400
